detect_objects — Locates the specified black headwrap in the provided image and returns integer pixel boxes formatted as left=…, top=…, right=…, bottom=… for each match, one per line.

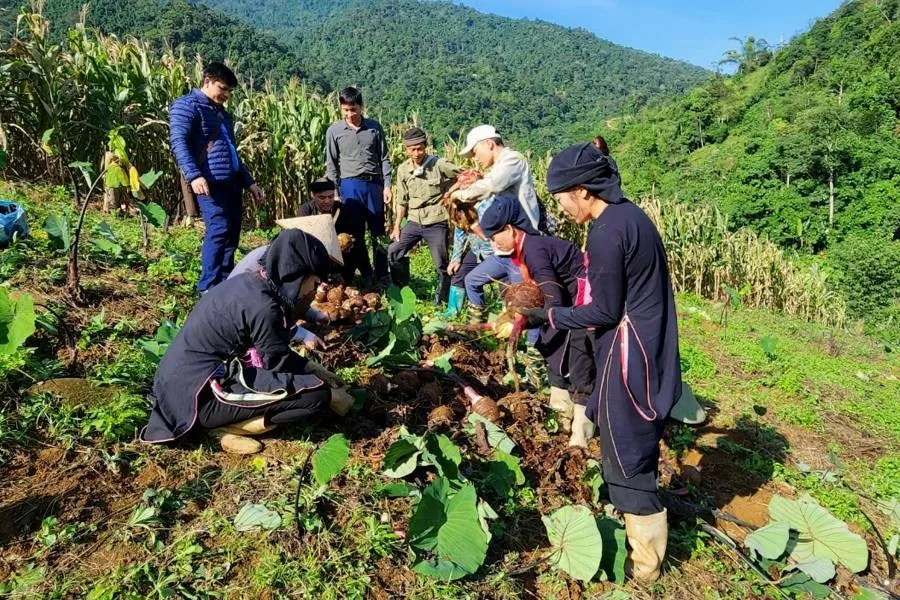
left=479, top=195, right=540, bottom=239
left=546, top=142, right=625, bottom=204
left=309, top=177, right=335, bottom=193
left=261, top=229, right=330, bottom=308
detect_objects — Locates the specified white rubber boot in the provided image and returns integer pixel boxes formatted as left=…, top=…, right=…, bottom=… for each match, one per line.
left=568, top=404, right=595, bottom=447
left=548, top=387, right=574, bottom=433
left=624, top=509, right=668, bottom=583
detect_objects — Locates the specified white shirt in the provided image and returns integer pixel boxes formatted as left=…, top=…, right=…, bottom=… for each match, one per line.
left=457, top=147, right=541, bottom=229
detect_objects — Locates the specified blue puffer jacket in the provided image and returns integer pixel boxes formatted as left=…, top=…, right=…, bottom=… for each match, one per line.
left=169, top=88, right=254, bottom=188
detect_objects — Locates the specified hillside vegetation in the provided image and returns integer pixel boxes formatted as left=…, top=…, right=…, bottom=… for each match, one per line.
left=600, top=0, right=900, bottom=339
left=193, top=0, right=709, bottom=150
left=0, top=0, right=324, bottom=87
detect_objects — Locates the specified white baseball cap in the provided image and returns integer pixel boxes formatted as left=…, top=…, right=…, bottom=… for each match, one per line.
left=459, top=124, right=499, bottom=158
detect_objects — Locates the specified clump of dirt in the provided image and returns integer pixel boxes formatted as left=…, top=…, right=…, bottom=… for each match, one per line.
left=393, top=371, right=421, bottom=399
left=499, top=391, right=542, bottom=423
left=503, top=281, right=544, bottom=309
left=417, top=381, right=443, bottom=405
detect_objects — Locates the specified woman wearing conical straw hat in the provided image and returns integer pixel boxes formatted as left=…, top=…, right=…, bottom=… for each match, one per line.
left=140, top=223, right=354, bottom=455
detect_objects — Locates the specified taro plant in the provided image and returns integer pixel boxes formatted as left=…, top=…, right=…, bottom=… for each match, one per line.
left=0, top=287, right=36, bottom=356
left=743, top=494, right=869, bottom=593
left=351, top=286, right=422, bottom=367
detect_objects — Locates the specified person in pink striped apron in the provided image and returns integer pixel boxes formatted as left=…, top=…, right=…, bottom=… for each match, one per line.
left=479, top=196, right=596, bottom=447
left=515, top=143, right=681, bottom=583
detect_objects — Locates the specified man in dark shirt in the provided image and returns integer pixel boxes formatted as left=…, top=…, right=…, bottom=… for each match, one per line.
left=325, top=87, right=392, bottom=286
left=298, top=177, right=357, bottom=280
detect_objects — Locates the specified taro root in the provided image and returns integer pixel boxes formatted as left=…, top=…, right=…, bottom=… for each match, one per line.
left=417, top=382, right=442, bottom=405
left=341, top=298, right=355, bottom=311
left=338, top=233, right=353, bottom=252
left=363, top=292, right=381, bottom=310
left=316, top=302, right=340, bottom=322
left=338, top=308, right=354, bottom=321
left=314, top=282, right=329, bottom=303
left=428, top=405, right=455, bottom=427
left=345, top=287, right=361, bottom=299
left=350, top=297, right=367, bottom=311
left=393, top=371, right=420, bottom=398
left=503, top=281, right=544, bottom=309
left=326, top=285, right=345, bottom=305
left=472, top=397, right=501, bottom=423
left=369, top=374, right=391, bottom=397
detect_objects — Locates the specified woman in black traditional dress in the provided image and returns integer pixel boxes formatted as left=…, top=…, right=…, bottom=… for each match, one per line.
left=140, top=229, right=353, bottom=455
left=516, top=143, right=681, bottom=582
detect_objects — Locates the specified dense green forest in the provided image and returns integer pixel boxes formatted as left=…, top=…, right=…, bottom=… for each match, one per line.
left=190, top=0, right=710, bottom=149
left=598, top=0, right=900, bottom=338
left=0, top=0, right=325, bottom=87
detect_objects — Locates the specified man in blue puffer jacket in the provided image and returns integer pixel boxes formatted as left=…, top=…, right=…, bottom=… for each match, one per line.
left=170, top=62, right=264, bottom=294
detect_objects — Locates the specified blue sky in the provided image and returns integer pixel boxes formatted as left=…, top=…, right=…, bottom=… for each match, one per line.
left=455, top=0, right=845, bottom=69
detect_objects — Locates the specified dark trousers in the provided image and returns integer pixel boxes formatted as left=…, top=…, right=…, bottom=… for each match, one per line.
left=340, top=178, right=388, bottom=280
left=450, top=249, right=481, bottom=288
left=197, top=182, right=242, bottom=292
left=545, top=328, right=596, bottom=405
left=388, top=221, right=450, bottom=302
left=197, top=385, right=330, bottom=429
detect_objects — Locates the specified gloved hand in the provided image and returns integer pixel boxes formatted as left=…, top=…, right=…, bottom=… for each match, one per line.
left=305, top=360, right=343, bottom=388
left=493, top=311, right=516, bottom=339
left=292, top=326, right=325, bottom=350
left=329, top=386, right=355, bottom=416
left=515, top=307, right=549, bottom=329
left=305, top=306, right=331, bottom=325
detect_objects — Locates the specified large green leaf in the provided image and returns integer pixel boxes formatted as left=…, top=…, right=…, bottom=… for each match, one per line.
left=409, top=480, right=488, bottom=580
left=43, top=214, right=71, bottom=251
left=486, top=450, right=525, bottom=498
left=786, top=557, right=836, bottom=584
left=387, top=285, right=418, bottom=322
left=234, top=503, right=281, bottom=532
left=312, top=433, right=350, bottom=486
left=768, top=495, right=869, bottom=573
left=104, top=163, right=129, bottom=189
left=464, top=413, right=516, bottom=454
left=137, top=201, right=167, bottom=228
left=543, top=505, right=603, bottom=582
left=422, top=433, right=462, bottom=481
left=139, top=170, right=163, bottom=190
left=744, top=521, right=790, bottom=560
left=382, top=438, right=421, bottom=478
left=779, top=572, right=831, bottom=598
left=596, top=517, right=627, bottom=583
left=0, top=288, right=36, bottom=355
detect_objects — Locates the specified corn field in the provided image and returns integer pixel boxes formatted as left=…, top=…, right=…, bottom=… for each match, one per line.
left=0, top=6, right=846, bottom=327
left=0, top=6, right=337, bottom=223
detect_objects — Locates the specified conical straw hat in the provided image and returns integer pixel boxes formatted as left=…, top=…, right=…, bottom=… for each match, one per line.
left=275, top=214, right=344, bottom=266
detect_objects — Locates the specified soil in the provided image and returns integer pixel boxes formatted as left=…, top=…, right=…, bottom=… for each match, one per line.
left=25, top=378, right=126, bottom=408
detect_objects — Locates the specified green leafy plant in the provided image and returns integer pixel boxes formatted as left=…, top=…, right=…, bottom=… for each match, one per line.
left=0, top=287, right=36, bottom=355
left=381, top=428, right=462, bottom=481
left=407, top=478, right=489, bottom=580
left=137, top=320, right=180, bottom=365
left=43, top=214, right=72, bottom=251
left=743, top=494, right=869, bottom=585
left=542, top=505, right=604, bottom=582
left=312, top=433, right=350, bottom=487
left=234, top=503, right=282, bottom=532
left=351, top=286, right=422, bottom=367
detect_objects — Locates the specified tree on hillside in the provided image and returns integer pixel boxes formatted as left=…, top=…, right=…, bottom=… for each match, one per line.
left=718, top=36, right=772, bottom=75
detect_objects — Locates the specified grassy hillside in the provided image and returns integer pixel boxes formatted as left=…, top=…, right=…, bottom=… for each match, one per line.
left=600, top=0, right=900, bottom=342
left=0, top=184, right=897, bottom=598
left=192, top=0, right=710, bottom=150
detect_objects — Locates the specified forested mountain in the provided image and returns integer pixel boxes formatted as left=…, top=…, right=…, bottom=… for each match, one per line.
left=599, top=0, right=900, bottom=332
left=190, top=0, right=710, bottom=149
left=0, top=0, right=326, bottom=87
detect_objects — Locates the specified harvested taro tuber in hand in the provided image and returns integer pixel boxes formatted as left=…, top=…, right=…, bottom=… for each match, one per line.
left=338, top=233, right=353, bottom=253
left=326, top=285, right=346, bottom=305
left=442, top=169, right=482, bottom=232
left=472, top=396, right=501, bottom=422
left=503, top=281, right=544, bottom=309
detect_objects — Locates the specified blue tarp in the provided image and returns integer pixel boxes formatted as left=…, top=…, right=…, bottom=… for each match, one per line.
left=0, top=200, right=28, bottom=246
